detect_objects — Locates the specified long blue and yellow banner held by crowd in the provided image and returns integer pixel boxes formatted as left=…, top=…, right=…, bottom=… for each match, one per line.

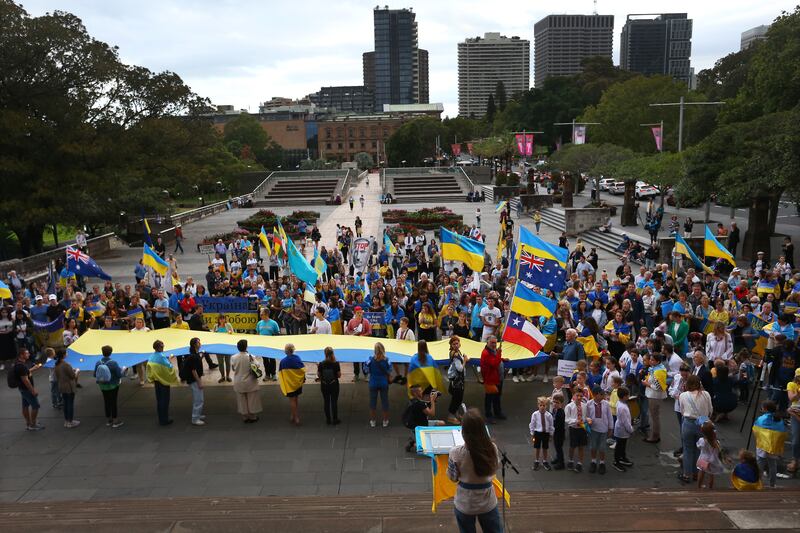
left=55, top=328, right=544, bottom=372
left=440, top=226, right=485, bottom=272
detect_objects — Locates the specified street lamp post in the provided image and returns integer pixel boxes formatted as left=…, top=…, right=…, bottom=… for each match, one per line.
left=553, top=119, right=601, bottom=207
left=649, top=97, right=725, bottom=222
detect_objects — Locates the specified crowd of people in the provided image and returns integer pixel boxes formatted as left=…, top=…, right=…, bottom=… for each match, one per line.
left=2, top=199, right=799, bottom=498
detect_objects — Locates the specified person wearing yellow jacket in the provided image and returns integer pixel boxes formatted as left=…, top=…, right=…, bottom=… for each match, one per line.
left=147, top=340, right=179, bottom=426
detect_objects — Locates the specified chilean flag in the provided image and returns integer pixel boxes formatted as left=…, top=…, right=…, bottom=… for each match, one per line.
left=502, top=311, right=546, bottom=358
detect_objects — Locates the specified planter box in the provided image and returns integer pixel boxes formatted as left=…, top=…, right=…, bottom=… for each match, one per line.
left=564, top=208, right=610, bottom=237
left=519, top=195, right=554, bottom=211
left=492, top=186, right=521, bottom=201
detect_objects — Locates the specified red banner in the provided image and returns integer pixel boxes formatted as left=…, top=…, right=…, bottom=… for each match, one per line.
left=651, top=126, right=663, bottom=152
left=515, top=134, right=525, bottom=156
left=525, top=133, right=534, bottom=157
left=451, top=143, right=461, bottom=156
left=467, top=142, right=474, bottom=155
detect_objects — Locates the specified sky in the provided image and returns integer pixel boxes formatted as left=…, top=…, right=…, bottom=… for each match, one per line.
left=21, top=0, right=791, bottom=117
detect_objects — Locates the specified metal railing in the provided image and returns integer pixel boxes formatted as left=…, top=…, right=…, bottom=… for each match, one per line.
left=0, top=232, right=117, bottom=279
left=268, top=169, right=347, bottom=179
left=170, top=194, right=253, bottom=227
left=456, top=166, right=476, bottom=192
left=384, top=166, right=460, bottom=177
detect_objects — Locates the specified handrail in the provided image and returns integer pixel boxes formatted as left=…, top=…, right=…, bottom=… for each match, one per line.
left=252, top=171, right=275, bottom=196
left=456, top=166, right=476, bottom=192
left=170, top=194, right=252, bottom=226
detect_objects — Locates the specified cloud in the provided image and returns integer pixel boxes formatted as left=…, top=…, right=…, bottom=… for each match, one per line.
left=20, top=0, right=790, bottom=116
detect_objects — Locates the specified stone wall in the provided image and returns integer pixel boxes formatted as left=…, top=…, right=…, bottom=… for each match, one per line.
left=519, top=194, right=554, bottom=212
left=564, top=208, right=610, bottom=237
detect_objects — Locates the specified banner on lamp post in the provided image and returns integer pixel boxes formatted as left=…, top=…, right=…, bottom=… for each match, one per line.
left=651, top=126, right=663, bottom=152
left=525, top=133, right=534, bottom=156
left=467, top=142, right=474, bottom=155
left=573, top=125, right=586, bottom=145
left=451, top=144, right=461, bottom=157
left=515, top=134, right=525, bottom=156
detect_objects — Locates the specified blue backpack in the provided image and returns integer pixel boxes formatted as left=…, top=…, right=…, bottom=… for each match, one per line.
left=95, top=362, right=112, bottom=384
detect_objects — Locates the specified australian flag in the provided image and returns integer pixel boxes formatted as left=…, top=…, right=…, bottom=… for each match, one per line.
left=66, top=246, right=112, bottom=280
left=518, top=249, right=566, bottom=293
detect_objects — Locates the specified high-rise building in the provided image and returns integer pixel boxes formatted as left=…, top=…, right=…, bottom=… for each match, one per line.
left=533, top=14, right=614, bottom=87
left=367, top=6, right=426, bottom=108
left=620, top=14, right=693, bottom=84
left=362, top=52, right=375, bottom=93
left=417, top=49, right=429, bottom=104
left=308, top=86, right=374, bottom=114
left=741, top=24, right=769, bottom=50
left=458, top=33, right=530, bottom=117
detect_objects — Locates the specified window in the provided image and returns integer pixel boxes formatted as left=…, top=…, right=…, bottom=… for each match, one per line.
left=360, top=143, right=366, bottom=149
left=348, top=128, right=355, bottom=137
left=372, top=141, right=377, bottom=149
left=326, top=143, right=332, bottom=149
left=336, top=127, right=343, bottom=138
left=338, top=143, right=343, bottom=149
left=325, top=128, right=331, bottom=139
left=349, top=142, right=354, bottom=149
left=359, top=127, right=366, bottom=138
left=383, top=128, right=389, bottom=137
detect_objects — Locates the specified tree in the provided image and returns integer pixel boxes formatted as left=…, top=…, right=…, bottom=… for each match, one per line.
left=579, top=75, right=694, bottom=153
left=385, top=117, right=448, bottom=166
left=547, top=143, right=635, bottom=219
left=613, top=152, right=685, bottom=207
left=0, top=2, right=243, bottom=255
left=354, top=152, right=374, bottom=170
left=486, top=94, right=496, bottom=123
left=495, top=81, right=507, bottom=111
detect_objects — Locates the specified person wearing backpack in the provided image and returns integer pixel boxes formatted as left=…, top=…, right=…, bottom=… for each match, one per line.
left=317, top=346, right=341, bottom=425
left=94, top=345, right=124, bottom=428
left=9, top=347, right=44, bottom=431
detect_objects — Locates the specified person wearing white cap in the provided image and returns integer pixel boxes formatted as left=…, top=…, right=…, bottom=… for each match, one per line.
left=751, top=251, right=769, bottom=276
left=45, top=294, right=64, bottom=321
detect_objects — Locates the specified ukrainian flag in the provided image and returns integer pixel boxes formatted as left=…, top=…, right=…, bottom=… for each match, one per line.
left=85, top=302, right=105, bottom=317
left=259, top=226, right=272, bottom=256
left=577, top=327, right=600, bottom=358
left=497, top=219, right=507, bottom=260
left=440, top=226, right=485, bottom=272
left=704, top=226, right=736, bottom=266
left=384, top=233, right=397, bottom=255
left=757, top=279, right=779, bottom=298
left=0, top=281, right=11, bottom=299
left=407, top=354, right=446, bottom=397
left=604, top=320, right=631, bottom=345
left=146, top=352, right=179, bottom=386
left=748, top=313, right=768, bottom=356
left=519, top=226, right=568, bottom=268
left=127, top=307, right=144, bottom=319
left=675, top=233, right=713, bottom=274
left=142, top=244, right=169, bottom=275
left=650, top=364, right=667, bottom=392
left=328, top=306, right=342, bottom=335
left=312, top=247, right=326, bottom=277
left=752, top=413, right=787, bottom=456
left=731, top=462, right=763, bottom=491
left=495, top=200, right=508, bottom=213
left=278, top=354, right=306, bottom=396
left=510, top=283, right=557, bottom=318
left=431, top=453, right=510, bottom=512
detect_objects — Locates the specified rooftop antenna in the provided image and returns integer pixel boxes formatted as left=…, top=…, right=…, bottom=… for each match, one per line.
left=593, top=0, right=597, bottom=15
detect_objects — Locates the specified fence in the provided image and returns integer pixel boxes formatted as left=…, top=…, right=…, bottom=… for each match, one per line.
left=0, top=233, right=117, bottom=280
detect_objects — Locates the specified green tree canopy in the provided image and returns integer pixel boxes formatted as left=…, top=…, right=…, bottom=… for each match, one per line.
left=385, top=117, right=448, bottom=166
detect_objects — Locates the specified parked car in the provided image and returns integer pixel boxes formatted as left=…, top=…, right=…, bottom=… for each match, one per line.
left=599, top=178, right=615, bottom=191
left=635, top=182, right=658, bottom=199
left=609, top=181, right=626, bottom=195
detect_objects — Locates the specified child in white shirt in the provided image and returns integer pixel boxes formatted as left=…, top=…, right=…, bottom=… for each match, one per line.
left=529, top=396, right=555, bottom=471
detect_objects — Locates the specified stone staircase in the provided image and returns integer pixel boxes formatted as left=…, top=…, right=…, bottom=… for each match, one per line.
left=538, top=207, right=648, bottom=263
left=389, top=172, right=469, bottom=204
left=2, top=489, right=797, bottom=532
left=255, top=177, right=341, bottom=206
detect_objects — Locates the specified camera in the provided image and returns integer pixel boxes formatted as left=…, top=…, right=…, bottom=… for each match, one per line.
left=430, top=389, right=440, bottom=400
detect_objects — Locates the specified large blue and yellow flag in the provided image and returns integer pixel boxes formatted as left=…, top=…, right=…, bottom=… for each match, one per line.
left=146, top=352, right=179, bottom=386
left=0, top=281, right=11, bottom=300
left=143, top=244, right=169, bottom=276
left=312, top=247, right=326, bottom=278
left=510, top=283, right=557, bottom=318
left=259, top=226, right=272, bottom=256
left=278, top=353, right=306, bottom=396
left=440, top=226, right=485, bottom=272
left=577, top=326, right=600, bottom=358
left=604, top=320, right=632, bottom=345
left=731, top=462, right=763, bottom=491
left=33, top=315, right=64, bottom=348
left=752, top=413, right=787, bottom=456
left=519, top=225, right=568, bottom=268
left=704, top=226, right=736, bottom=266
left=747, top=313, right=769, bottom=356
left=757, top=279, right=779, bottom=298
left=407, top=354, right=446, bottom=397
left=384, top=233, right=398, bottom=255
left=675, top=233, right=713, bottom=274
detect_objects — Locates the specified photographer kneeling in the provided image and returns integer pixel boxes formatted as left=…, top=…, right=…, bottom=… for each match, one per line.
left=404, top=384, right=445, bottom=452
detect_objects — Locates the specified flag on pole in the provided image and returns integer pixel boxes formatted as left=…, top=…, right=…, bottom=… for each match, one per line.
left=573, top=125, right=586, bottom=145
left=651, top=126, right=663, bottom=152
left=440, top=227, right=485, bottom=272
left=272, top=226, right=284, bottom=257
left=518, top=226, right=568, bottom=268
left=704, top=226, right=736, bottom=266
left=0, top=281, right=11, bottom=300
left=259, top=226, right=272, bottom=256
left=510, top=283, right=557, bottom=318
left=497, top=218, right=507, bottom=261
left=502, top=311, right=546, bottom=357
left=142, top=244, right=169, bottom=276
left=674, top=233, right=713, bottom=274
left=384, top=233, right=397, bottom=255
left=494, top=200, right=508, bottom=213
left=66, top=246, right=112, bottom=280
left=142, top=216, right=153, bottom=247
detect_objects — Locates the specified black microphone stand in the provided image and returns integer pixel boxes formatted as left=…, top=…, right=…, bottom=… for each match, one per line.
left=498, top=448, right=518, bottom=531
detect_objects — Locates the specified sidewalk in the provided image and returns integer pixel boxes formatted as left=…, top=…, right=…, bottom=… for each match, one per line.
left=315, top=172, right=382, bottom=253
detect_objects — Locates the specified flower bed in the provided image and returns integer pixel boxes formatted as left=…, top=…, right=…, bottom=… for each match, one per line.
left=237, top=209, right=320, bottom=232
left=381, top=206, right=463, bottom=230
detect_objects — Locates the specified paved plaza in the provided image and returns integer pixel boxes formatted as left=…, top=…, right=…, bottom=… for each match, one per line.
left=2, top=175, right=797, bottom=505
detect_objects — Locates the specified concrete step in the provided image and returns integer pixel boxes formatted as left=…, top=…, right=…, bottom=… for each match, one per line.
left=392, top=194, right=467, bottom=204
left=2, top=490, right=797, bottom=531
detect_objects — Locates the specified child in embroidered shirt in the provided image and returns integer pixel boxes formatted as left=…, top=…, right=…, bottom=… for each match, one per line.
left=530, top=396, right=555, bottom=471
left=565, top=387, right=589, bottom=472
left=551, top=393, right=567, bottom=470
